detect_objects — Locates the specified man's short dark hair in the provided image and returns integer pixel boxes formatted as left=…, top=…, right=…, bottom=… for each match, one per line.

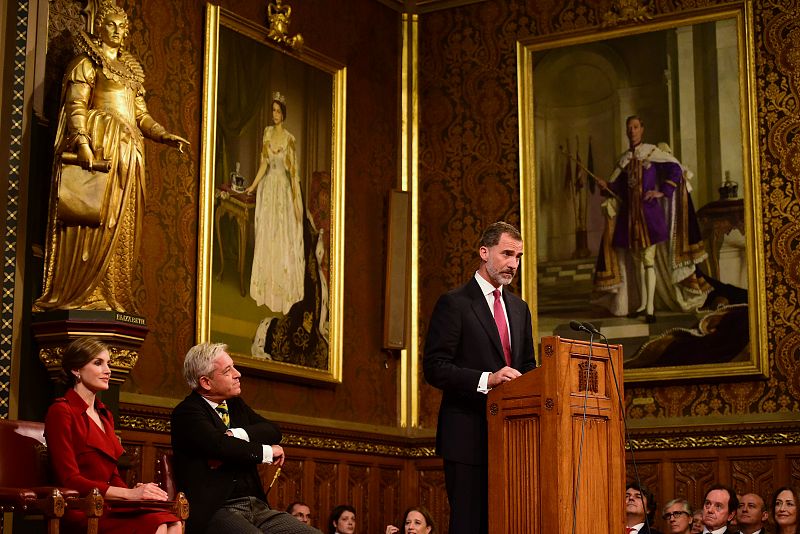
left=705, top=484, right=739, bottom=513
left=627, top=481, right=657, bottom=522
left=479, top=221, right=521, bottom=248
left=287, top=501, right=308, bottom=514
left=626, top=114, right=644, bottom=128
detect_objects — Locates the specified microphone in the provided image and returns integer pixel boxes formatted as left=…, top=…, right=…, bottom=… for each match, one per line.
left=582, top=321, right=601, bottom=335
left=569, top=320, right=600, bottom=335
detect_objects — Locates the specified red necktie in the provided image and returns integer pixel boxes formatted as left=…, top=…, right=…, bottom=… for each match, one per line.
left=625, top=528, right=635, bottom=534
left=492, top=289, right=511, bottom=366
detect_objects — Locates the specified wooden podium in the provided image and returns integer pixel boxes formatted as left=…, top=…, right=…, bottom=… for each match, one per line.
left=487, top=336, right=625, bottom=533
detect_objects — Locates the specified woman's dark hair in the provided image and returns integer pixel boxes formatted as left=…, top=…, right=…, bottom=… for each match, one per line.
left=402, top=506, right=435, bottom=533
left=772, top=485, right=799, bottom=527
left=60, top=337, right=108, bottom=386
left=273, top=99, right=287, bottom=120
left=328, top=504, right=355, bottom=534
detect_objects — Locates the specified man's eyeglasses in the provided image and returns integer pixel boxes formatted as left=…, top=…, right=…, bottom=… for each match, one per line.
left=662, top=511, right=690, bottom=520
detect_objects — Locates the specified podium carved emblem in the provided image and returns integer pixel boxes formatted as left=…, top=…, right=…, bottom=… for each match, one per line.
left=578, top=361, right=599, bottom=393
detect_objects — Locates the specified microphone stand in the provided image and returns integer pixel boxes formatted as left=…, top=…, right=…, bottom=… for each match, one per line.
left=596, top=328, right=652, bottom=533
left=571, top=328, right=595, bottom=534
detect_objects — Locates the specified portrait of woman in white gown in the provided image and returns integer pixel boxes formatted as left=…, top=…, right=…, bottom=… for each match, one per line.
left=245, top=92, right=305, bottom=314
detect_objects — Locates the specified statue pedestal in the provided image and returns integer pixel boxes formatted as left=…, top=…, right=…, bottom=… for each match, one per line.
left=32, top=310, right=149, bottom=417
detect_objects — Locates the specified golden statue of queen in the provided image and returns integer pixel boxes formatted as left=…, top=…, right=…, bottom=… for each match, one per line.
left=35, top=2, right=188, bottom=314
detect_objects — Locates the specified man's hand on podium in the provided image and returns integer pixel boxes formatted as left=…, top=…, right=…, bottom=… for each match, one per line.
left=488, top=366, right=522, bottom=389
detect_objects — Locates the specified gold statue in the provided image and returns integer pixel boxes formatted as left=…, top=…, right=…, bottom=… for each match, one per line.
left=35, top=1, right=188, bottom=314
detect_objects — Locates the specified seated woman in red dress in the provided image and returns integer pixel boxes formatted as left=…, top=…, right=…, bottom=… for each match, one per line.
left=45, top=337, right=183, bottom=534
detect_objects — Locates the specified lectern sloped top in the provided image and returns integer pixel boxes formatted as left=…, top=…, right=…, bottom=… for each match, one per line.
left=487, top=335, right=626, bottom=534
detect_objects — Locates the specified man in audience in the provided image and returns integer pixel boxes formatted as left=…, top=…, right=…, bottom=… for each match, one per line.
left=626, top=482, right=661, bottom=533
left=702, top=484, right=739, bottom=534
left=287, top=502, right=313, bottom=525
left=736, top=493, right=768, bottom=534
left=171, top=342, right=321, bottom=534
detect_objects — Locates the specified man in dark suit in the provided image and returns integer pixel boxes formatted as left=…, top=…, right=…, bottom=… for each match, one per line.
left=736, top=493, right=768, bottom=534
left=701, top=484, right=739, bottom=534
left=625, top=482, right=662, bottom=534
left=423, top=221, right=536, bottom=534
left=171, top=342, right=321, bottom=534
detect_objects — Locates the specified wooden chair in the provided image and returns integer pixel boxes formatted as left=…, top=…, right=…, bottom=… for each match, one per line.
left=0, top=419, right=103, bottom=534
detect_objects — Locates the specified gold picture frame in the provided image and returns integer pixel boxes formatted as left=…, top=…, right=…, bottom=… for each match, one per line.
left=197, top=4, right=346, bottom=383
left=517, top=2, right=767, bottom=383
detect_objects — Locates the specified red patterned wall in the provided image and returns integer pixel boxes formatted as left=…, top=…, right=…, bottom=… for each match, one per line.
left=39, top=0, right=401, bottom=426
left=417, top=0, right=800, bottom=431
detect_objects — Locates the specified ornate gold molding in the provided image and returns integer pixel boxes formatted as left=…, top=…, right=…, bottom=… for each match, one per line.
left=265, top=0, right=303, bottom=50
left=629, top=431, right=800, bottom=450
left=602, top=0, right=652, bottom=27
left=117, top=414, right=170, bottom=434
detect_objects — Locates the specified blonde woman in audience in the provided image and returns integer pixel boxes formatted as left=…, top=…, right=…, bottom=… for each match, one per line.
left=662, top=498, right=693, bottom=534
left=385, top=506, right=435, bottom=534
left=773, top=486, right=798, bottom=534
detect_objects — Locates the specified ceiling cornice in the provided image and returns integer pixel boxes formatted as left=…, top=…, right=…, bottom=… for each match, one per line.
left=375, top=0, right=487, bottom=14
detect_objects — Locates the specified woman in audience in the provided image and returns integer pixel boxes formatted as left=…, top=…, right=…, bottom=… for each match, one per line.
left=385, top=506, right=436, bottom=534
left=661, top=498, right=693, bottom=534
left=45, top=337, right=182, bottom=533
left=690, top=510, right=703, bottom=533
left=773, top=486, right=798, bottom=534
left=329, top=504, right=356, bottom=534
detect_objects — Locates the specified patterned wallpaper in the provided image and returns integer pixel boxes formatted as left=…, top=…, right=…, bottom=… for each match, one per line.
left=29, top=0, right=800, bottom=434
left=38, top=0, right=401, bottom=426
left=417, top=0, right=800, bottom=430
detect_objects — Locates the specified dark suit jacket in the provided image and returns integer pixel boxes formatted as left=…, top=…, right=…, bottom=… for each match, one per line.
left=171, top=391, right=282, bottom=533
left=423, top=276, right=536, bottom=465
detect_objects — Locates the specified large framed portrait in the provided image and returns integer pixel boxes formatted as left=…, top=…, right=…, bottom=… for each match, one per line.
left=517, top=2, right=767, bottom=383
left=197, top=5, right=346, bottom=383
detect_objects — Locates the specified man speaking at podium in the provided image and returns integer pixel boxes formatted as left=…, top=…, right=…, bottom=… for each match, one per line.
left=424, top=221, right=536, bottom=534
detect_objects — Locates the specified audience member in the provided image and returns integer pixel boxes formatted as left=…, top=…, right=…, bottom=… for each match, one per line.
left=385, top=506, right=435, bottom=534
left=691, top=511, right=704, bottom=534
left=772, top=486, right=798, bottom=534
left=329, top=505, right=356, bottom=534
left=626, top=482, right=662, bottom=533
left=288, top=501, right=313, bottom=525
left=170, top=342, right=321, bottom=534
left=701, top=484, right=739, bottom=534
left=737, top=493, right=768, bottom=534
left=663, top=498, right=694, bottom=534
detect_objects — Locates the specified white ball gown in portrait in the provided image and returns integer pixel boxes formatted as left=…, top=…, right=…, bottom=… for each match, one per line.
left=249, top=125, right=305, bottom=314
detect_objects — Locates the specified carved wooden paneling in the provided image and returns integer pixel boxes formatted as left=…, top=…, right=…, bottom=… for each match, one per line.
left=731, top=457, right=776, bottom=499
left=416, top=464, right=449, bottom=534
left=271, top=458, right=305, bottom=508
left=346, top=464, right=370, bottom=525
left=626, top=461, right=659, bottom=493
left=791, top=456, right=800, bottom=488
left=313, top=460, right=340, bottom=526
left=674, top=460, right=717, bottom=506
left=378, top=467, right=402, bottom=526
left=506, top=417, right=538, bottom=533
left=121, top=443, right=144, bottom=488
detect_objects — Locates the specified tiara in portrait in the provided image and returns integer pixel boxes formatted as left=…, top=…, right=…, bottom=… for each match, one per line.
left=272, top=91, right=287, bottom=104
